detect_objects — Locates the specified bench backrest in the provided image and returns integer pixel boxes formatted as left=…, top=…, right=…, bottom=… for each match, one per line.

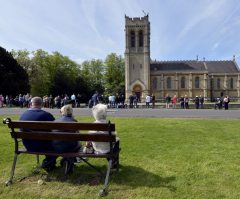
left=3, top=118, right=116, bottom=142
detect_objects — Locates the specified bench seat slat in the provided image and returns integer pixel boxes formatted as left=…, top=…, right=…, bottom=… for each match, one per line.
left=13, top=131, right=116, bottom=142
left=18, top=149, right=113, bottom=158
left=8, top=121, right=115, bottom=131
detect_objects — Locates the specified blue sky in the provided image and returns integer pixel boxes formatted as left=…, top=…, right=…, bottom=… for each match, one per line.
left=1, top=0, right=240, bottom=65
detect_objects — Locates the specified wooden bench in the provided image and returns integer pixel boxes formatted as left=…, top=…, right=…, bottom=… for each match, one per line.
left=3, top=118, right=120, bottom=196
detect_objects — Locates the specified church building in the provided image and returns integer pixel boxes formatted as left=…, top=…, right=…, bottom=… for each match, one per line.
left=125, top=15, right=240, bottom=102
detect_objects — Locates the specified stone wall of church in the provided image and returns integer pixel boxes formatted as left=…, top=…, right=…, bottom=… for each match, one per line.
left=129, top=55, right=145, bottom=85
left=150, top=73, right=240, bottom=101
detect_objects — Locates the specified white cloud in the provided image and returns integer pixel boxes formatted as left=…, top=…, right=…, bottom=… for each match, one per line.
left=178, top=0, right=228, bottom=39
left=212, top=42, right=219, bottom=50
left=0, top=0, right=239, bottom=66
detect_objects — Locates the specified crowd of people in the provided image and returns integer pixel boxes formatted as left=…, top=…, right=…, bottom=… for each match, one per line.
left=0, top=93, right=82, bottom=108
left=141, top=93, right=230, bottom=110
left=19, top=96, right=119, bottom=174
left=214, top=95, right=230, bottom=110
left=88, top=91, right=125, bottom=109
left=0, top=92, right=232, bottom=110
left=163, top=94, right=230, bottom=110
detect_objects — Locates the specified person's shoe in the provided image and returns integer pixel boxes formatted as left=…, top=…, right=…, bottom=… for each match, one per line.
left=61, top=159, right=74, bottom=175
left=41, top=163, right=56, bottom=172
left=41, top=159, right=56, bottom=172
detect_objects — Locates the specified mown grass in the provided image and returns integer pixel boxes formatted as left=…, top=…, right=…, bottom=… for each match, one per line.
left=1, top=115, right=240, bottom=198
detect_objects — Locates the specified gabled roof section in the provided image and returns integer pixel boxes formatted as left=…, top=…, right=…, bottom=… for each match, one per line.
left=150, top=60, right=206, bottom=72
left=205, top=61, right=239, bottom=73
left=150, top=60, right=239, bottom=73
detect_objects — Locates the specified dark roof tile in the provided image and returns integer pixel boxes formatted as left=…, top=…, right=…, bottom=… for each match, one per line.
left=205, top=61, right=239, bottom=73
left=150, top=60, right=239, bottom=73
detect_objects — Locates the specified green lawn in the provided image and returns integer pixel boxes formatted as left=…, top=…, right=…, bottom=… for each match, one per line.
left=1, top=116, right=240, bottom=199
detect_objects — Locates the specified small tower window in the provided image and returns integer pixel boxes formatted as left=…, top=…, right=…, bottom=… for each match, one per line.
left=230, top=78, right=234, bottom=89
left=167, top=77, right=171, bottom=89
left=130, top=31, right=135, bottom=47
left=217, top=78, right=221, bottom=89
left=152, top=78, right=157, bottom=90
left=181, top=77, right=185, bottom=88
left=195, top=77, right=200, bottom=88
left=139, top=30, right=143, bottom=47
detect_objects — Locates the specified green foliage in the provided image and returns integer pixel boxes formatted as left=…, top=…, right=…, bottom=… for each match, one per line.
left=1, top=117, right=240, bottom=198
left=0, top=47, right=30, bottom=96
left=104, top=53, right=125, bottom=95
left=9, top=47, right=126, bottom=100
left=48, top=52, right=80, bottom=96
left=81, top=59, right=104, bottom=94
left=12, top=49, right=81, bottom=97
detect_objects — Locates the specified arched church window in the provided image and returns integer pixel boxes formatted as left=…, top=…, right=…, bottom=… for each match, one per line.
left=130, top=31, right=135, bottom=47
left=181, top=77, right=185, bottom=88
left=217, top=78, right=221, bottom=89
left=230, top=78, right=234, bottom=89
left=167, top=77, right=171, bottom=89
left=152, top=78, right=157, bottom=90
left=139, top=30, right=143, bottom=47
left=195, top=77, right=200, bottom=88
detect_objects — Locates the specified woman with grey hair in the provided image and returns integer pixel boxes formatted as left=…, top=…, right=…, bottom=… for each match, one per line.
left=52, top=104, right=81, bottom=174
left=84, top=103, right=120, bottom=169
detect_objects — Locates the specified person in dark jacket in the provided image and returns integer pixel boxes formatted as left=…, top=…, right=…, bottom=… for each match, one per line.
left=199, top=95, right=204, bottom=109
left=52, top=105, right=81, bottom=153
left=20, top=96, right=56, bottom=171
left=52, top=104, right=81, bottom=174
left=194, top=96, right=200, bottom=109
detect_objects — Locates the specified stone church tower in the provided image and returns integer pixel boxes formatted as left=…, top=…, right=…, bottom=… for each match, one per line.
left=125, top=15, right=240, bottom=102
left=125, top=15, right=150, bottom=101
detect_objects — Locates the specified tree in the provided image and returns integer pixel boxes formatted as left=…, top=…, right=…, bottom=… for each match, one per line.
left=11, top=48, right=125, bottom=103
left=0, top=47, right=30, bottom=96
left=12, top=49, right=49, bottom=96
left=49, top=52, right=80, bottom=96
left=104, top=53, right=125, bottom=95
left=81, top=59, right=104, bottom=95
left=12, top=49, right=81, bottom=97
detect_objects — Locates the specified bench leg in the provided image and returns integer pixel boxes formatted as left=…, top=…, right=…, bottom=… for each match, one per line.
left=80, top=158, right=104, bottom=176
left=36, top=155, right=40, bottom=166
left=115, top=154, right=120, bottom=171
left=99, top=159, right=112, bottom=197
left=5, top=153, right=18, bottom=186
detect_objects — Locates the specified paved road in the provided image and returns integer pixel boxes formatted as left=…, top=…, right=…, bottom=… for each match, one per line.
left=0, top=108, right=240, bottom=119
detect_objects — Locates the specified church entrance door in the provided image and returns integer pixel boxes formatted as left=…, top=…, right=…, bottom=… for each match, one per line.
left=133, top=84, right=142, bottom=102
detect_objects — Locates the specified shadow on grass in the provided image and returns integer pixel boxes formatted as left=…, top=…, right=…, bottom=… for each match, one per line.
left=32, top=164, right=176, bottom=192
left=112, top=165, right=176, bottom=191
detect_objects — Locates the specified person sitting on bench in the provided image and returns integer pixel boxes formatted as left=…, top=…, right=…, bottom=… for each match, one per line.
left=19, top=96, right=56, bottom=171
left=52, top=104, right=82, bottom=174
left=85, top=103, right=119, bottom=168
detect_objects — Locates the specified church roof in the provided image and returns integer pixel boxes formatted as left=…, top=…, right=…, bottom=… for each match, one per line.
left=205, top=61, right=239, bottom=73
left=150, top=60, right=239, bottom=73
